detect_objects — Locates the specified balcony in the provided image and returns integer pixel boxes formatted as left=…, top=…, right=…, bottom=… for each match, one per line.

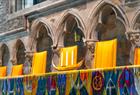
left=0, top=65, right=140, bottom=94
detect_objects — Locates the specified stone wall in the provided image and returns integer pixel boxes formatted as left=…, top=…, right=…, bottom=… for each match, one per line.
left=0, top=0, right=9, bottom=24
left=0, top=0, right=25, bottom=33
left=0, top=0, right=9, bottom=32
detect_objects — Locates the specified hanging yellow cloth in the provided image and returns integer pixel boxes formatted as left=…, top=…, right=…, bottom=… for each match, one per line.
left=11, top=64, right=23, bottom=76
left=32, top=51, right=47, bottom=74
left=0, top=66, right=6, bottom=77
left=93, top=39, right=117, bottom=69
left=53, top=46, right=83, bottom=71
left=60, top=46, right=77, bottom=67
left=134, top=48, right=140, bottom=65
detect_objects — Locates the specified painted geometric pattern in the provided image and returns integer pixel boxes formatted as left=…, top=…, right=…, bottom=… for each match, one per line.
left=0, top=68, right=140, bottom=95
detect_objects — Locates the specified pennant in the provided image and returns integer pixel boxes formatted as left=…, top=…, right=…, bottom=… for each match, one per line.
left=15, top=78, right=24, bottom=95
left=23, top=77, right=33, bottom=95
left=134, top=68, right=140, bottom=95
left=7, top=79, right=15, bottom=95
left=69, top=73, right=88, bottom=95
left=46, top=75, right=57, bottom=95
left=32, top=76, right=38, bottom=95
left=36, top=76, right=47, bottom=95
left=104, top=70, right=119, bottom=95
left=65, top=74, right=72, bottom=95
left=2, top=80, right=7, bottom=95
left=91, top=71, right=104, bottom=95
left=118, top=68, right=138, bottom=95
left=65, top=72, right=78, bottom=95
left=86, top=72, right=92, bottom=95
left=0, top=79, right=3, bottom=94
left=57, top=74, right=66, bottom=95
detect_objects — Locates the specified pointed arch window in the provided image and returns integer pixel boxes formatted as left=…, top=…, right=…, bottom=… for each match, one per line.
left=1, top=44, right=10, bottom=66
left=16, top=40, right=26, bottom=65
left=94, top=5, right=131, bottom=66
left=36, top=24, right=53, bottom=72
left=36, top=25, right=53, bottom=52
left=62, top=15, right=85, bottom=62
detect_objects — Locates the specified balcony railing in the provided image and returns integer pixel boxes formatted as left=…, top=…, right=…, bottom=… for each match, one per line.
left=0, top=65, right=140, bottom=94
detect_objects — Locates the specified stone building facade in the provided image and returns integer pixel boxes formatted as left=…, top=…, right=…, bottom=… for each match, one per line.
left=0, top=0, right=140, bottom=73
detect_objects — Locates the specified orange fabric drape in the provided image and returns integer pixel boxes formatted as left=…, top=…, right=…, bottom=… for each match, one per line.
left=0, top=66, right=7, bottom=77
left=93, top=39, right=117, bottom=69
left=134, top=48, right=140, bottom=65
left=11, top=64, right=23, bottom=76
left=32, top=51, right=47, bottom=74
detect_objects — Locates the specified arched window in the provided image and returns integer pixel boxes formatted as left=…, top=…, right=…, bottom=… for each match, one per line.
left=1, top=44, right=10, bottom=66
left=94, top=5, right=131, bottom=66
left=62, top=15, right=85, bottom=62
left=36, top=25, right=53, bottom=52
left=36, top=25, right=53, bottom=72
left=16, top=40, right=26, bottom=65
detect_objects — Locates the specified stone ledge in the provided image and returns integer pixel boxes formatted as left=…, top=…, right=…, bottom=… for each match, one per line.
left=8, top=0, right=66, bottom=20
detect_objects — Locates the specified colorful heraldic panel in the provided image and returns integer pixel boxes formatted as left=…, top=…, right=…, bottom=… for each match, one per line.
left=134, top=68, right=140, bottom=95
left=104, top=70, right=119, bottom=95
left=0, top=68, right=140, bottom=95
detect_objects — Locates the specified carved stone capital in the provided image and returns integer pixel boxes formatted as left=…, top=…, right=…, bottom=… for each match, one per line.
left=10, top=58, right=17, bottom=65
left=23, top=50, right=34, bottom=68
left=127, top=31, right=140, bottom=47
left=84, top=39, right=97, bottom=69
left=86, top=39, right=97, bottom=54
left=25, top=50, right=34, bottom=60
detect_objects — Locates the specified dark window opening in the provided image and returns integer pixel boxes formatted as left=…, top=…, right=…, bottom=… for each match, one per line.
left=1, top=44, right=10, bottom=66
left=36, top=25, right=53, bottom=72
left=16, top=40, right=26, bottom=65
left=63, top=16, right=85, bottom=62
left=95, top=5, right=131, bottom=66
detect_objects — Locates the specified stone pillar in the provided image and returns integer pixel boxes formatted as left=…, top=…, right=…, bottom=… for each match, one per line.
left=24, top=51, right=33, bottom=74
left=84, top=39, right=98, bottom=69
left=127, top=30, right=140, bottom=64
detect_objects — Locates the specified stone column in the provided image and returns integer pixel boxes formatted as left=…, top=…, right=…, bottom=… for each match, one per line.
left=85, top=39, right=98, bottom=69
left=126, top=30, right=140, bottom=64
left=24, top=50, right=33, bottom=74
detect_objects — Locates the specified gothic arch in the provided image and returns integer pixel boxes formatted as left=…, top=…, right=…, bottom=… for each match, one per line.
left=0, top=43, right=10, bottom=66
left=56, top=9, right=86, bottom=47
left=52, top=9, right=87, bottom=69
left=30, top=18, right=54, bottom=72
left=131, top=9, right=140, bottom=30
left=56, top=9, right=86, bottom=31
left=12, top=39, right=26, bottom=65
left=86, top=1, right=131, bottom=66
left=87, top=1, right=129, bottom=39
left=29, top=17, right=55, bottom=51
